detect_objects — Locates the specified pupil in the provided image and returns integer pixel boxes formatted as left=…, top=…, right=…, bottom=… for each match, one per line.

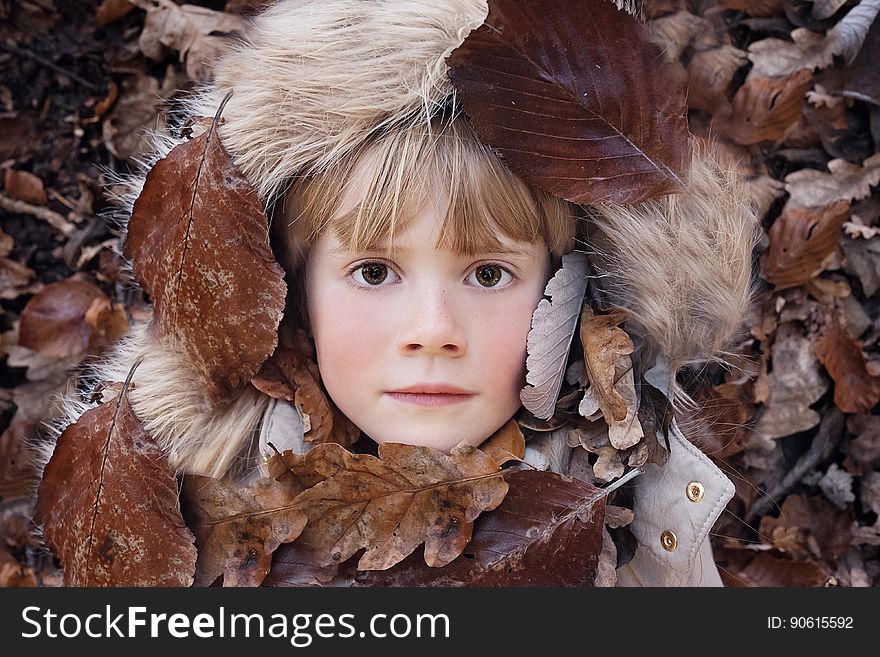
left=363, top=264, right=387, bottom=285
left=478, top=266, right=501, bottom=287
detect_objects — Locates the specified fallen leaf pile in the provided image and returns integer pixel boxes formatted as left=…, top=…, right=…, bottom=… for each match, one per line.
left=35, top=375, right=607, bottom=585
left=1, top=0, right=879, bottom=587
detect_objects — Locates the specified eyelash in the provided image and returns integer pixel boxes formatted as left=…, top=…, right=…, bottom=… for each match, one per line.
left=344, top=260, right=517, bottom=293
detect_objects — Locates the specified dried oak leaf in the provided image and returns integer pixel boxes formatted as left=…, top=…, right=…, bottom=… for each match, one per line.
left=747, top=0, right=880, bottom=78
left=181, top=475, right=307, bottom=587
left=125, top=119, right=286, bottom=407
left=290, top=442, right=508, bottom=570
left=784, top=153, right=880, bottom=209
left=579, top=306, right=634, bottom=425
left=814, top=309, right=880, bottom=413
left=759, top=493, right=853, bottom=567
left=520, top=251, right=589, bottom=420
left=18, top=277, right=126, bottom=358
left=686, top=45, right=750, bottom=114
left=447, top=0, right=689, bottom=204
left=131, top=0, right=250, bottom=82
left=761, top=199, right=851, bottom=289
left=34, top=390, right=196, bottom=586
left=350, top=470, right=605, bottom=586
left=479, top=417, right=526, bottom=467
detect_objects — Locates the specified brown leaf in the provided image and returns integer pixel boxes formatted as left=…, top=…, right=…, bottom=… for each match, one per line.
left=814, top=309, right=880, bottom=413
left=125, top=118, right=287, bottom=406
left=83, top=296, right=130, bottom=352
left=0, top=421, right=41, bottom=503
left=181, top=475, right=307, bottom=587
left=34, top=388, right=197, bottom=586
left=678, top=382, right=754, bottom=459
left=579, top=306, right=634, bottom=423
left=714, top=69, right=814, bottom=145
left=3, top=169, right=47, bottom=206
left=447, top=0, right=689, bottom=204
left=761, top=200, right=850, bottom=289
left=784, top=153, right=880, bottom=209
left=96, top=0, right=134, bottom=27
left=479, top=418, right=526, bottom=466
left=18, top=277, right=112, bottom=358
left=716, top=0, right=785, bottom=17
left=291, top=442, right=508, bottom=570
left=759, top=494, right=853, bottom=566
left=132, top=0, right=250, bottom=82
left=267, top=470, right=605, bottom=587
left=0, top=257, right=39, bottom=300
left=687, top=45, right=749, bottom=114
left=352, top=470, right=604, bottom=586
left=735, top=552, right=830, bottom=586
left=251, top=345, right=355, bottom=448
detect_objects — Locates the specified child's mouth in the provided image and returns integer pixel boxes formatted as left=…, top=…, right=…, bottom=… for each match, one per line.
left=385, top=392, right=474, bottom=407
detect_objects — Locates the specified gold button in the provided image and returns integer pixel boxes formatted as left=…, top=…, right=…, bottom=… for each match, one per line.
left=660, top=530, right=678, bottom=552
left=686, top=481, right=705, bottom=502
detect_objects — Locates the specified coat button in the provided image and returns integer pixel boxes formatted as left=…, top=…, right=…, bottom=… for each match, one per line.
left=686, top=481, right=705, bottom=502
left=660, top=530, right=678, bottom=552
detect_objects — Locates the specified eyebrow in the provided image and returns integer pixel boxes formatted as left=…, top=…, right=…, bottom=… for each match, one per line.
left=329, top=244, right=537, bottom=259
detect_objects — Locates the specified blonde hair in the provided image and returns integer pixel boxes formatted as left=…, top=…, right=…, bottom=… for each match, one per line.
left=276, top=115, right=577, bottom=272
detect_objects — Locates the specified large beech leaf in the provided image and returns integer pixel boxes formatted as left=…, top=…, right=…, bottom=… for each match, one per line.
left=520, top=252, right=589, bottom=419
left=181, top=475, right=307, bottom=587
left=447, top=0, right=689, bottom=204
left=125, top=117, right=286, bottom=405
left=265, top=470, right=605, bottom=587
left=34, top=388, right=196, bottom=586
left=288, top=442, right=508, bottom=570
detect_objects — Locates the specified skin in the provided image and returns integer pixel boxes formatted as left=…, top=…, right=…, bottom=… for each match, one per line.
left=305, top=200, right=551, bottom=453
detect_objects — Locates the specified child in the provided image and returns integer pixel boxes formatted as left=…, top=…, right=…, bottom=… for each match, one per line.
left=35, top=0, right=760, bottom=587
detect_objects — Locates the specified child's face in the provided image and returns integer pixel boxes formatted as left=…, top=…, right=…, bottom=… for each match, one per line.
left=304, top=203, right=550, bottom=452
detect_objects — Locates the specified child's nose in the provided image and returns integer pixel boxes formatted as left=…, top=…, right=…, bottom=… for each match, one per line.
left=397, top=285, right=468, bottom=357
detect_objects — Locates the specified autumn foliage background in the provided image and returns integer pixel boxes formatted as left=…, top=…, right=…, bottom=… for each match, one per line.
left=1, top=0, right=879, bottom=587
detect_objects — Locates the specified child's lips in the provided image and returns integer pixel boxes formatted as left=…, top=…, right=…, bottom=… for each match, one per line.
left=385, top=392, right=475, bottom=407
left=386, top=383, right=476, bottom=407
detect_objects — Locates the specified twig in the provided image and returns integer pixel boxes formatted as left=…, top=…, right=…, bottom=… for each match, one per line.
left=0, top=192, right=77, bottom=236
left=0, top=42, right=103, bottom=93
left=746, top=408, right=845, bottom=523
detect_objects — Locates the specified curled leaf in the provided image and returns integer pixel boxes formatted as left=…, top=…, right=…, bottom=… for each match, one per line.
left=34, top=383, right=196, bottom=586
left=479, top=418, right=526, bottom=466
left=579, top=305, right=634, bottom=424
left=447, top=0, right=689, bottom=204
left=520, top=251, right=589, bottom=420
left=181, top=475, right=307, bottom=587
left=291, top=442, right=508, bottom=570
left=125, top=117, right=287, bottom=406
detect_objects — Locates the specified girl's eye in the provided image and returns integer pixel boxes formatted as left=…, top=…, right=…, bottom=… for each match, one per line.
left=350, top=262, right=398, bottom=287
left=468, top=264, right=513, bottom=289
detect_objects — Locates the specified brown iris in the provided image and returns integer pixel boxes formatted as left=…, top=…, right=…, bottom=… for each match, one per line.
left=475, top=265, right=503, bottom=287
left=361, top=263, right=388, bottom=285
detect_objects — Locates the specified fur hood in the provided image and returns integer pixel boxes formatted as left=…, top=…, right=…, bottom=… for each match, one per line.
left=35, top=0, right=761, bottom=483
